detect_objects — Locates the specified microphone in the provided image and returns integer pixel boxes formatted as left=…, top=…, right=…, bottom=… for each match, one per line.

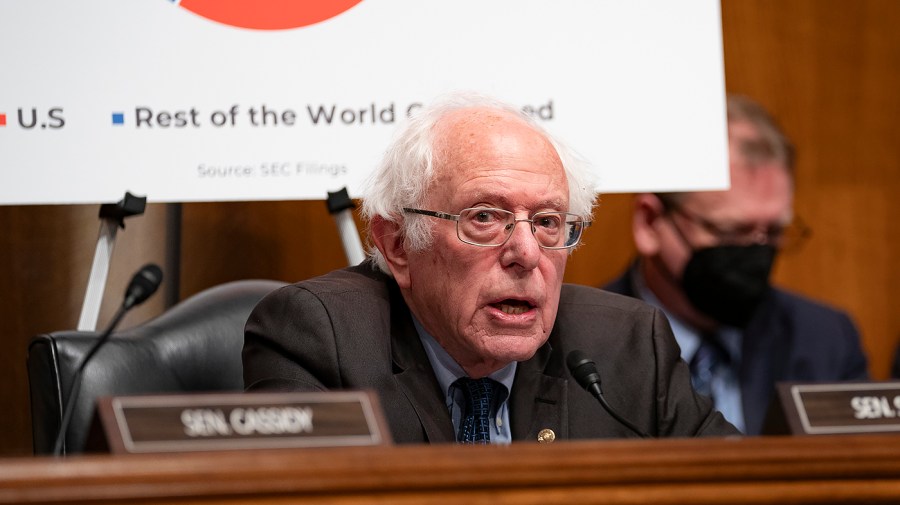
left=566, top=350, right=651, bottom=439
left=53, top=264, right=163, bottom=455
left=123, top=263, right=163, bottom=309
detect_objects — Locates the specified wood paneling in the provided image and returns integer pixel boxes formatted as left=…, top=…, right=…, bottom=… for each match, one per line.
left=178, top=200, right=364, bottom=292
left=0, top=204, right=167, bottom=456
left=719, top=0, right=900, bottom=378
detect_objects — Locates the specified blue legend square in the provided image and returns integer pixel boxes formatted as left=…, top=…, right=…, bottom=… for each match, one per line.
left=111, top=112, right=124, bottom=125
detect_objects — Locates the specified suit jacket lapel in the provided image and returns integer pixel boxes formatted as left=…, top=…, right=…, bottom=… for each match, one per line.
left=387, top=284, right=456, bottom=443
left=510, top=341, right=568, bottom=441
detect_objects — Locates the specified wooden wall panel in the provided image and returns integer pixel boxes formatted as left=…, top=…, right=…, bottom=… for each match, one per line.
left=0, top=204, right=168, bottom=456
left=563, top=193, right=636, bottom=287
left=719, top=0, right=900, bottom=378
left=178, top=200, right=361, bottom=294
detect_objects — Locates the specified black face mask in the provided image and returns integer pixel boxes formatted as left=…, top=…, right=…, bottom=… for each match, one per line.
left=682, top=244, right=776, bottom=327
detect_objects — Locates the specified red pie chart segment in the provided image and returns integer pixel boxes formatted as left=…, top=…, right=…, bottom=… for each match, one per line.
left=178, top=0, right=364, bottom=30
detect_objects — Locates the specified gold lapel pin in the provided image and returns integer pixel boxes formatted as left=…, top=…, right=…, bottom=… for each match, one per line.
left=537, top=428, right=556, bottom=443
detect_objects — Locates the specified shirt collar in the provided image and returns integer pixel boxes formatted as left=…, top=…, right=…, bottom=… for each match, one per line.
left=412, top=316, right=517, bottom=396
left=632, top=262, right=742, bottom=362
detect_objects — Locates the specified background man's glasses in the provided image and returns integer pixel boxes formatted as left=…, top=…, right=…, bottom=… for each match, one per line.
left=403, top=207, right=591, bottom=249
left=667, top=204, right=811, bottom=251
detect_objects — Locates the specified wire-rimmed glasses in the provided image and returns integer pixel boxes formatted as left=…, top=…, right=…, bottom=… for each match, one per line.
left=667, top=203, right=811, bottom=251
left=403, top=207, right=591, bottom=249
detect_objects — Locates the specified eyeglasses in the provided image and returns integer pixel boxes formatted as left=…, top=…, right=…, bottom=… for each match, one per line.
left=668, top=204, right=811, bottom=251
left=402, top=207, right=591, bottom=249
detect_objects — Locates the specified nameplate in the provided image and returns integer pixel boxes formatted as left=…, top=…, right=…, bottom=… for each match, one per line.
left=767, top=382, right=900, bottom=435
left=95, top=390, right=392, bottom=453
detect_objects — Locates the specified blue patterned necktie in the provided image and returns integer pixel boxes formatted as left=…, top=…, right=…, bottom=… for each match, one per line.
left=454, top=377, right=504, bottom=444
left=689, top=333, right=728, bottom=401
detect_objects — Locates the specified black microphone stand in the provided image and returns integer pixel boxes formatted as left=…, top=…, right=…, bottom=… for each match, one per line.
left=53, top=264, right=162, bottom=456
left=567, top=350, right=651, bottom=439
left=52, top=304, right=129, bottom=456
left=588, top=384, right=651, bottom=439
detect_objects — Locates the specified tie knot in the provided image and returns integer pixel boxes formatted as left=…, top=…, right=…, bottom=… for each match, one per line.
left=453, top=377, right=506, bottom=444
left=456, top=377, right=501, bottom=404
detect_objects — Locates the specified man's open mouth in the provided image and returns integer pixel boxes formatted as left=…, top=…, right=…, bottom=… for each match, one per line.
left=491, top=299, right=534, bottom=315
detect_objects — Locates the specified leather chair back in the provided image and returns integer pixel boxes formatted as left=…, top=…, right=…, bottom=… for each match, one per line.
left=27, top=279, right=285, bottom=455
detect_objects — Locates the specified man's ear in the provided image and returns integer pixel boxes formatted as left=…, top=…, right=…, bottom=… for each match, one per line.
left=371, top=215, right=411, bottom=288
left=633, top=193, right=667, bottom=256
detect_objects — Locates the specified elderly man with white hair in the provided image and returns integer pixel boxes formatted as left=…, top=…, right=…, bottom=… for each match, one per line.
left=243, top=92, right=738, bottom=444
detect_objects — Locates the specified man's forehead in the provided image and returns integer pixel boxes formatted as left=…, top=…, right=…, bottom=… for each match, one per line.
left=685, top=165, right=793, bottom=223
left=435, top=106, right=547, bottom=146
left=428, top=160, right=568, bottom=209
left=729, top=119, right=787, bottom=168
left=461, top=188, right=566, bottom=210
left=433, top=110, right=557, bottom=161
left=427, top=106, right=567, bottom=203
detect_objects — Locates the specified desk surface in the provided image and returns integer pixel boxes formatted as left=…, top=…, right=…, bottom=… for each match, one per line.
left=2, top=434, right=900, bottom=504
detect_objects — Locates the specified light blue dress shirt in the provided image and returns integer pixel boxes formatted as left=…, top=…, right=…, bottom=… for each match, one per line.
left=413, top=317, right=515, bottom=444
left=633, top=270, right=746, bottom=433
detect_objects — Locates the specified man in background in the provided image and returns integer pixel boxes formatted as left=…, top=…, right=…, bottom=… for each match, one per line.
left=604, top=94, right=868, bottom=435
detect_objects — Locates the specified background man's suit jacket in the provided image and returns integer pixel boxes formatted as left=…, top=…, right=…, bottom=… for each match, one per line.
left=605, top=265, right=869, bottom=435
left=243, top=263, right=738, bottom=443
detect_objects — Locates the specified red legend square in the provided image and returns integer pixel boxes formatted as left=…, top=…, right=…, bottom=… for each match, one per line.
left=0, top=114, right=6, bottom=126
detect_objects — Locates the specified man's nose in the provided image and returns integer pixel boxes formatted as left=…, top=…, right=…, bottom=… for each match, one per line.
left=500, top=219, right=542, bottom=268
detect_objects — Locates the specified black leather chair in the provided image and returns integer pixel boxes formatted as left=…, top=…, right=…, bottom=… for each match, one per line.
left=27, top=279, right=285, bottom=455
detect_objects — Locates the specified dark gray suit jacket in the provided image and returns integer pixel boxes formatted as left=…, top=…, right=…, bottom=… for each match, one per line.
left=243, top=262, right=738, bottom=443
left=605, top=264, right=869, bottom=435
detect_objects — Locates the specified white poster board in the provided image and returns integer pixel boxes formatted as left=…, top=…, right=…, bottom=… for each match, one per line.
left=0, top=0, right=729, bottom=205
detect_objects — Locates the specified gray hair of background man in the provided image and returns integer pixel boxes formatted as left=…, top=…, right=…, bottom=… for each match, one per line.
left=658, top=93, right=796, bottom=207
left=361, top=91, right=598, bottom=275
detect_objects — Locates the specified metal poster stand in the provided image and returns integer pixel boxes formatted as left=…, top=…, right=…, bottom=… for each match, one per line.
left=326, top=188, right=365, bottom=266
left=76, top=192, right=146, bottom=331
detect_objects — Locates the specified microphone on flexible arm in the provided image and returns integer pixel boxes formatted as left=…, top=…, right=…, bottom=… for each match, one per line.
left=52, top=264, right=163, bottom=456
left=566, top=350, right=651, bottom=439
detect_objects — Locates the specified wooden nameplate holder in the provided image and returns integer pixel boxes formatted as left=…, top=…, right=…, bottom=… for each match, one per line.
left=92, top=390, right=391, bottom=453
left=765, top=381, right=900, bottom=435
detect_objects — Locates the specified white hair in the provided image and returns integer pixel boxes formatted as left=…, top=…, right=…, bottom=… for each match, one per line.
left=361, top=91, right=598, bottom=274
